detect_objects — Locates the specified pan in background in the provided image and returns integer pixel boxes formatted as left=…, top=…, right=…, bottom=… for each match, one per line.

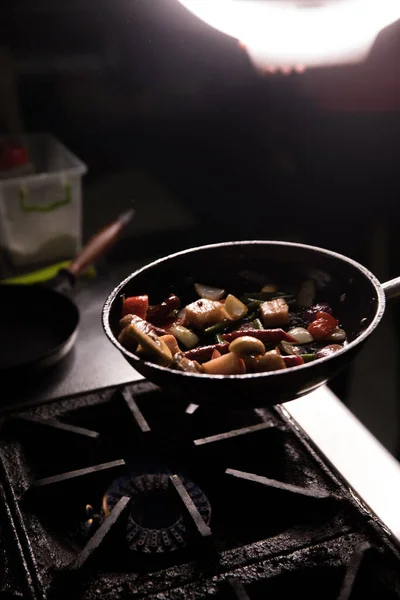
left=0, top=209, right=134, bottom=375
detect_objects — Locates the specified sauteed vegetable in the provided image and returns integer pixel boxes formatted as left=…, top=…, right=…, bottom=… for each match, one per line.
left=118, top=280, right=347, bottom=375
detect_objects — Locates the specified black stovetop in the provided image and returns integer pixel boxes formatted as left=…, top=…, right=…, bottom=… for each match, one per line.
left=0, top=380, right=400, bottom=600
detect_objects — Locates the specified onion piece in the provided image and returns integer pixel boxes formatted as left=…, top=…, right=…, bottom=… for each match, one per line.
left=194, top=283, right=226, bottom=301
left=326, top=327, right=347, bottom=342
left=169, top=325, right=199, bottom=349
left=287, top=327, right=314, bottom=344
left=280, top=341, right=302, bottom=355
left=225, top=294, right=248, bottom=321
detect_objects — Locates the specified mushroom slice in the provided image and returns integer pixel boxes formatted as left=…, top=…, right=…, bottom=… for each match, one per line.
left=119, top=314, right=135, bottom=330
left=118, top=326, right=138, bottom=352
left=171, top=352, right=204, bottom=373
left=124, top=322, right=172, bottom=366
left=258, top=349, right=287, bottom=372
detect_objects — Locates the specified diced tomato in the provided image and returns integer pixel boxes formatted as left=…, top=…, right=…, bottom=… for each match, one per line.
left=122, top=295, right=149, bottom=319
left=307, top=311, right=338, bottom=340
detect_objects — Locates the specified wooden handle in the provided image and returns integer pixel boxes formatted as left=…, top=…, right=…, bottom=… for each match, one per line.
left=67, top=209, right=134, bottom=278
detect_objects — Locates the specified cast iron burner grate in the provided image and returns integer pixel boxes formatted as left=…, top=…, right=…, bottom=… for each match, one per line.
left=0, top=381, right=399, bottom=600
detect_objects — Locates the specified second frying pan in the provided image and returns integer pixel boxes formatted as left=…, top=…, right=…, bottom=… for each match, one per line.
left=0, top=209, right=133, bottom=374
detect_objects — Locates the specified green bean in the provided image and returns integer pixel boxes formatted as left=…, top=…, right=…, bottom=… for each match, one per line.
left=243, top=312, right=256, bottom=322
left=244, top=292, right=296, bottom=302
left=301, top=354, right=317, bottom=363
left=243, top=292, right=272, bottom=300
left=204, top=321, right=230, bottom=336
left=246, top=300, right=264, bottom=310
left=215, top=333, right=224, bottom=344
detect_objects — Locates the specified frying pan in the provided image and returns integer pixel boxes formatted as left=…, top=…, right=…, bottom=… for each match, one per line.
left=103, top=241, right=400, bottom=409
left=0, top=209, right=133, bottom=375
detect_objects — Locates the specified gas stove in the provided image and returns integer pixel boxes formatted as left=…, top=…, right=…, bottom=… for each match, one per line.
left=1, top=380, right=400, bottom=600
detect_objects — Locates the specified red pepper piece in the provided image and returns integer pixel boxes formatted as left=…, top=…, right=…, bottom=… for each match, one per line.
left=222, top=328, right=297, bottom=344
left=282, top=355, right=304, bottom=367
left=122, top=295, right=149, bottom=319
left=157, top=311, right=187, bottom=331
left=307, top=311, right=338, bottom=340
left=146, top=295, right=181, bottom=325
left=183, top=343, right=230, bottom=362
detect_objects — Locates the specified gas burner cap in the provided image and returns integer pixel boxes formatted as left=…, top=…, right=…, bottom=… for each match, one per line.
left=103, top=473, right=211, bottom=553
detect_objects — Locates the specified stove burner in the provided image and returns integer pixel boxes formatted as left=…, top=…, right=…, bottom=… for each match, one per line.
left=102, top=472, right=211, bottom=553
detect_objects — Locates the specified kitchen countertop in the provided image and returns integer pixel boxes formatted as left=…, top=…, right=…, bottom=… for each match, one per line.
left=285, top=389, right=400, bottom=545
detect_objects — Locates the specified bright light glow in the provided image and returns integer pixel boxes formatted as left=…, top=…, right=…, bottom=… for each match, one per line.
left=177, top=0, right=400, bottom=68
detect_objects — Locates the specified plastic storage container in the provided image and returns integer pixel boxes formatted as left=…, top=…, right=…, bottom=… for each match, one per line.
left=0, top=133, right=87, bottom=268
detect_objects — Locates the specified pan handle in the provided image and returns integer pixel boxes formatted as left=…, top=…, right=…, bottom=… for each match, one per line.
left=67, top=209, right=135, bottom=279
left=382, top=277, right=400, bottom=302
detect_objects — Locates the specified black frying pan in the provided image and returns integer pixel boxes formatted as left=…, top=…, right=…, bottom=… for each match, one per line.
left=0, top=210, right=133, bottom=375
left=102, top=240, right=400, bottom=409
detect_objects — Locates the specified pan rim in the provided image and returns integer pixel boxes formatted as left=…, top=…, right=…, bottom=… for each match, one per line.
left=102, top=240, right=386, bottom=381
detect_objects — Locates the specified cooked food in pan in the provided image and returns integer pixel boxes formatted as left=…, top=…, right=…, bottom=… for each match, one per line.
left=117, top=279, right=346, bottom=375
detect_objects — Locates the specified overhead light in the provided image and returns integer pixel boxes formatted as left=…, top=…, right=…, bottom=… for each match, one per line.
left=177, top=0, right=400, bottom=69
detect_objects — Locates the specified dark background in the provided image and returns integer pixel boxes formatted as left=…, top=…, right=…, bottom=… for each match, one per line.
left=1, top=1, right=400, bottom=254
left=1, top=0, right=400, bottom=452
